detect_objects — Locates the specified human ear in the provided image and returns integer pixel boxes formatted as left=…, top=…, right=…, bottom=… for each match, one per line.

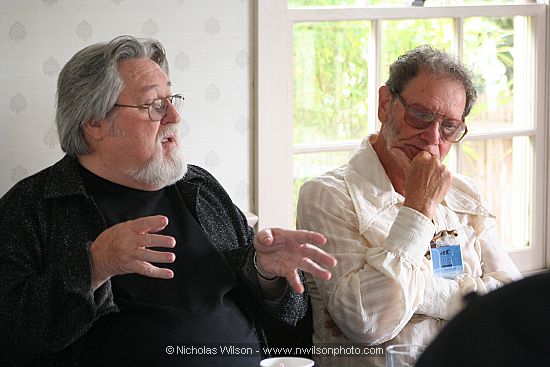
left=83, top=119, right=109, bottom=141
left=377, top=85, right=393, bottom=125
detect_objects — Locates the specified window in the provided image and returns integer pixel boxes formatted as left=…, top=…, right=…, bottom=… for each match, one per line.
left=256, top=0, right=547, bottom=273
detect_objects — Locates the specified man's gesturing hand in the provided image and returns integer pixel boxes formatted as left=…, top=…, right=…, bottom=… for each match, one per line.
left=90, top=215, right=176, bottom=290
left=391, top=148, right=452, bottom=219
left=254, top=228, right=337, bottom=294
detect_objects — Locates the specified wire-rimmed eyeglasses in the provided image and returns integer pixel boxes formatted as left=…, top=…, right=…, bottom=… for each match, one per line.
left=390, top=88, right=468, bottom=143
left=114, top=94, right=184, bottom=121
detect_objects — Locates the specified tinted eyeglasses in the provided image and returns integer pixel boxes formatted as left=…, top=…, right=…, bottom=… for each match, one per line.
left=114, top=94, right=184, bottom=121
left=390, top=89, right=468, bottom=143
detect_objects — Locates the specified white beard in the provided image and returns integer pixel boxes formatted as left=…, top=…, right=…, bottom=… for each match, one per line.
left=126, top=124, right=188, bottom=189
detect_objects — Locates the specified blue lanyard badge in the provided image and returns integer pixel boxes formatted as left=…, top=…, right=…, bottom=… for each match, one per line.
left=429, top=230, right=464, bottom=279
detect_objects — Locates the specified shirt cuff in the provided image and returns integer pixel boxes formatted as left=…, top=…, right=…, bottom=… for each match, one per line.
left=384, top=206, right=435, bottom=263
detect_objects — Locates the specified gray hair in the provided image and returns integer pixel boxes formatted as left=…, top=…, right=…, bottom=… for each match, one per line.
left=385, top=45, right=477, bottom=119
left=56, top=35, right=169, bottom=156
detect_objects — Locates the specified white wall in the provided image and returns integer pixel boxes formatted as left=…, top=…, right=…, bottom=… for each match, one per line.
left=0, top=0, right=253, bottom=212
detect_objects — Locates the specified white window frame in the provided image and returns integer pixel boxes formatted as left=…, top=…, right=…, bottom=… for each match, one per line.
left=255, top=0, right=548, bottom=273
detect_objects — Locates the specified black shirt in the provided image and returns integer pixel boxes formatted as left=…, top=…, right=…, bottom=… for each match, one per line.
left=78, top=167, right=261, bottom=366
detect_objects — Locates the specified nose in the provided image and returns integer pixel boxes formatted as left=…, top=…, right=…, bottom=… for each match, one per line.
left=419, top=119, right=443, bottom=145
left=160, top=101, right=181, bottom=125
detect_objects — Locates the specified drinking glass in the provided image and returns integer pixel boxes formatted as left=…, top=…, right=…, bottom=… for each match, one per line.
left=386, top=344, right=426, bottom=367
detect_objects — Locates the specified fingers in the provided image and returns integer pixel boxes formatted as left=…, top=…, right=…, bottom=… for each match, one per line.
left=129, top=215, right=170, bottom=234
left=135, top=262, right=174, bottom=280
left=254, top=228, right=336, bottom=288
left=402, top=151, right=452, bottom=219
left=412, top=150, right=435, bottom=162
left=268, top=228, right=327, bottom=247
left=129, top=232, right=176, bottom=278
left=140, top=233, right=176, bottom=249
left=126, top=248, right=175, bottom=279
left=254, top=229, right=326, bottom=253
left=289, top=230, right=327, bottom=247
left=90, top=216, right=176, bottom=285
left=298, top=257, right=332, bottom=281
left=135, top=248, right=176, bottom=264
left=301, top=243, right=337, bottom=270
left=254, top=228, right=274, bottom=248
left=282, top=248, right=336, bottom=292
left=285, top=271, right=305, bottom=294
left=390, top=147, right=412, bottom=173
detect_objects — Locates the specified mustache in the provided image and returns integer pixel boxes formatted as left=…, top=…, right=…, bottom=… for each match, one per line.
left=157, top=124, right=181, bottom=142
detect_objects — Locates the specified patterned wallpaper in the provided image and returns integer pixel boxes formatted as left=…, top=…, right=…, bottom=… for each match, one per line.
left=0, top=0, right=252, bottom=212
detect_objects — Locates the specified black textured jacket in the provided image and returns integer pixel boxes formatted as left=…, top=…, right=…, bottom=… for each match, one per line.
left=0, top=155, right=307, bottom=366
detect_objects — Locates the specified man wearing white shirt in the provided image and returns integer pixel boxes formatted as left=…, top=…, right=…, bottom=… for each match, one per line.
left=296, top=45, right=521, bottom=367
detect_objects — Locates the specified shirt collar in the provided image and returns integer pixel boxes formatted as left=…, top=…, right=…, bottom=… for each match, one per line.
left=343, top=136, right=493, bottom=235
left=343, top=137, right=399, bottom=234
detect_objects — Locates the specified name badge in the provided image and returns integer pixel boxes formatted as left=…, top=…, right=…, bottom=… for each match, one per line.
left=430, top=245, right=464, bottom=279
left=429, top=229, right=464, bottom=279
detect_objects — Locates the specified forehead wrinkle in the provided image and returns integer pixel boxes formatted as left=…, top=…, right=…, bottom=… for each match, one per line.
left=124, top=60, right=170, bottom=90
left=139, top=81, right=173, bottom=94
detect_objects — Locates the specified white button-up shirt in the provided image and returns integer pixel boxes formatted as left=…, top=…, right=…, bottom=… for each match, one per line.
left=297, top=137, right=521, bottom=367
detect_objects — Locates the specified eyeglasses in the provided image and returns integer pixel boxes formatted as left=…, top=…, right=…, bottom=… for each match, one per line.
left=114, top=94, right=184, bottom=121
left=390, top=89, right=468, bottom=143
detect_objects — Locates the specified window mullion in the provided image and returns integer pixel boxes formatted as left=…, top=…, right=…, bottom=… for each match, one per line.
left=454, top=16, right=464, bottom=59
left=256, top=0, right=294, bottom=229
left=370, top=18, right=382, bottom=134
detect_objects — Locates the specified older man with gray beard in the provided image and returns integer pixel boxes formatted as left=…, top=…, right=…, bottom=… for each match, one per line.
left=297, top=45, right=520, bottom=367
left=0, top=35, right=336, bottom=367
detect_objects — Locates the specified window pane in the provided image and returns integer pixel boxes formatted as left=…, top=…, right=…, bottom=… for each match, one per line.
left=293, top=21, right=371, bottom=145
left=381, top=19, right=454, bottom=84
left=463, top=17, right=523, bottom=132
left=293, top=150, right=353, bottom=224
left=459, top=136, right=532, bottom=250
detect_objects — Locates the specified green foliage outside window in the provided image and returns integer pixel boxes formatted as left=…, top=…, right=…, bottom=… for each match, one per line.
left=293, top=21, right=371, bottom=145
left=464, top=17, right=514, bottom=129
left=380, top=19, right=454, bottom=83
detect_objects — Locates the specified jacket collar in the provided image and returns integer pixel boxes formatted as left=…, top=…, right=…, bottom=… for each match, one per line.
left=44, top=155, right=88, bottom=199
left=343, top=137, right=493, bottom=235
